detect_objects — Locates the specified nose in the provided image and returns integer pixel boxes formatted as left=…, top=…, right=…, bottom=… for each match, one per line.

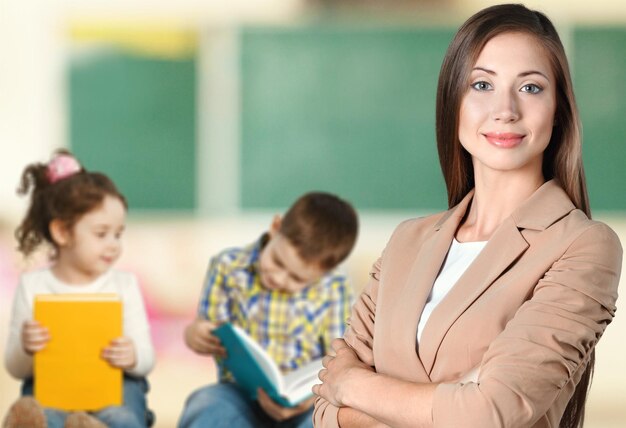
left=273, top=270, right=288, bottom=287
left=107, top=236, right=121, bottom=251
left=491, top=89, right=519, bottom=122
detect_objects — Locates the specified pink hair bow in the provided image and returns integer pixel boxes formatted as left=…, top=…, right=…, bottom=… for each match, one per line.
left=47, top=154, right=82, bottom=184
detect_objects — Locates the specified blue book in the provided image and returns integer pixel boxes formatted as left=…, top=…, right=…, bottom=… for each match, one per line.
left=213, top=323, right=322, bottom=407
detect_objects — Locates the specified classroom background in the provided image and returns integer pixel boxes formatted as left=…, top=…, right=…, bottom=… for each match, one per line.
left=1, top=0, right=625, bottom=426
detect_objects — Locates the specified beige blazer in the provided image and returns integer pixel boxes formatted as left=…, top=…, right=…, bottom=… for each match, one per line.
left=314, top=180, right=622, bottom=428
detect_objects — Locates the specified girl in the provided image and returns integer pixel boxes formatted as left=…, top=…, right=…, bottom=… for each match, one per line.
left=3, top=151, right=155, bottom=428
left=313, top=4, right=622, bottom=428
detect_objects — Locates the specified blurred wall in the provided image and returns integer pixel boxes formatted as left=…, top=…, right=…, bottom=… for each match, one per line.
left=2, top=0, right=626, bottom=221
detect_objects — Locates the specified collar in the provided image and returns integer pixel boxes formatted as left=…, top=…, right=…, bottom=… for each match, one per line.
left=248, top=232, right=270, bottom=274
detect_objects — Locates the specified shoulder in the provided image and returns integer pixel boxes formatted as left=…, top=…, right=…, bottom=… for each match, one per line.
left=538, top=211, right=622, bottom=308
left=19, top=268, right=53, bottom=291
left=20, top=268, right=48, bottom=284
left=209, top=241, right=257, bottom=273
left=103, top=270, right=144, bottom=298
left=546, top=209, right=622, bottom=257
left=318, top=269, right=351, bottom=292
left=304, top=270, right=351, bottom=305
left=385, top=211, right=449, bottom=249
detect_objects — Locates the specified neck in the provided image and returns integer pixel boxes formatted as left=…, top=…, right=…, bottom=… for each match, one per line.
left=457, top=167, right=545, bottom=242
left=51, top=258, right=100, bottom=286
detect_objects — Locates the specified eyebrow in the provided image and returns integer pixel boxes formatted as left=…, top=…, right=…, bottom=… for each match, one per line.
left=472, top=67, right=550, bottom=80
left=272, top=252, right=305, bottom=283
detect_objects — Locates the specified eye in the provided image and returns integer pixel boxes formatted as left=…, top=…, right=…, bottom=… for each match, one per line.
left=290, top=274, right=305, bottom=284
left=272, top=254, right=284, bottom=268
left=520, top=83, right=542, bottom=94
left=470, top=81, right=492, bottom=91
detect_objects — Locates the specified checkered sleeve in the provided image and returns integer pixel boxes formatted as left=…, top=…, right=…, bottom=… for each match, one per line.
left=320, top=276, right=353, bottom=355
left=197, top=255, right=231, bottom=322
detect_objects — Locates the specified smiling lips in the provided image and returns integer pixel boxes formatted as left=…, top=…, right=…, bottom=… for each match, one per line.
left=483, top=132, right=525, bottom=148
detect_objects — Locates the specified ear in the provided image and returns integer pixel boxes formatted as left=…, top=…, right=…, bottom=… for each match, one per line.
left=49, top=219, right=71, bottom=246
left=268, top=215, right=282, bottom=238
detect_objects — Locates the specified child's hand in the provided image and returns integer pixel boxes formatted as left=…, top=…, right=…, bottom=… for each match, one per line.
left=257, top=388, right=315, bottom=421
left=184, top=319, right=226, bottom=357
left=102, top=337, right=136, bottom=370
left=21, top=320, right=50, bottom=355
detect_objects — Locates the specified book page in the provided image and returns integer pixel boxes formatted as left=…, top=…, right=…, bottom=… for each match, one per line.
left=282, top=358, right=323, bottom=405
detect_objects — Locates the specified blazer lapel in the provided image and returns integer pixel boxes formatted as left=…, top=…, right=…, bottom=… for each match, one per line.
left=418, top=216, right=529, bottom=374
left=417, top=180, right=575, bottom=375
left=393, top=192, right=474, bottom=380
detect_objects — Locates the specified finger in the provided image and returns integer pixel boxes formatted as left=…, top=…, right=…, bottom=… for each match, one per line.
left=110, top=336, right=131, bottom=346
left=257, top=388, right=277, bottom=409
left=312, top=384, right=319, bottom=396
left=25, top=328, right=50, bottom=341
left=256, top=389, right=278, bottom=418
left=331, top=338, right=347, bottom=352
left=105, top=345, right=131, bottom=357
left=26, top=336, right=50, bottom=349
left=213, top=345, right=227, bottom=357
left=202, top=337, right=227, bottom=356
left=257, top=388, right=286, bottom=420
left=199, top=333, right=224, bottom=352
left=23, top=320, right=41, bottom=329
left=206, top=335, right=223, bottom=346
left=318, top=368, right=327, bottom=382
left=26, top=342, right=48, bottom=353
left=23, top=332, right=49, bottom=354
left=195, top=339, right=226, bottom=357
left=198, top=335, right=224, bottom=351
left=102, top=349, right=135, bottom=369
left=24, top=324, right=49, bottom=337
left=322, top=355, right=333, bottom=368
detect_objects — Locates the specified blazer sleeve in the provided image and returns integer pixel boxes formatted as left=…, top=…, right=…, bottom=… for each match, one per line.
left=433, top=222, right=622, bottom=427
left=313, top=257, right=382, bottom=428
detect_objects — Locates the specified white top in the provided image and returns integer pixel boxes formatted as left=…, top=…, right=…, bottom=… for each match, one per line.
left=417, top=238, right=487, bottom=344
left=4, top=268, right=155, bottom=379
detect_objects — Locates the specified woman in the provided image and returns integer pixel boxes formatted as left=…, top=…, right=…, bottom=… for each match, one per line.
left=313, top=4, right=622, bottom=428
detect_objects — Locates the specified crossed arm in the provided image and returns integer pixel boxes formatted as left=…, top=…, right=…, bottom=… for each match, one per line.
left=313, top=338, right=436, bottom=428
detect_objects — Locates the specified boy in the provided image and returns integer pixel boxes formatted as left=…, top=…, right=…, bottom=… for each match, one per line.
left=178, top=192, right=358, bottom=428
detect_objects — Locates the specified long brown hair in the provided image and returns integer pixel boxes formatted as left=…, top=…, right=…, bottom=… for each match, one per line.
left=436, top=3, right=590, bottom=217
left=15, top=150, right=127, bottom=257
left=436, top=4, right=592, bottom=427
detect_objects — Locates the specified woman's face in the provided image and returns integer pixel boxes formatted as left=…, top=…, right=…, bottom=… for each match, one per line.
left=458, top=32, right=556, bottom=178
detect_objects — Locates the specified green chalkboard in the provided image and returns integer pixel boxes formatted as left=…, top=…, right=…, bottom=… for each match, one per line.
left=573, top=27, right=626, bottom=211
left=70, top=51, right=196, bottom=211
left=240, top=26, right=454, bottom=211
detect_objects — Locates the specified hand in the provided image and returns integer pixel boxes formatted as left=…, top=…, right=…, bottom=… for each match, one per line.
left=21, top=320, right=50, bottom=355
left=184, top=319, right=226, bottom=357
left=313, top=339, right=374, bottom=407
left=257, top=388, right=315, bottom=422
left=102, top=336, right=136, bottom=370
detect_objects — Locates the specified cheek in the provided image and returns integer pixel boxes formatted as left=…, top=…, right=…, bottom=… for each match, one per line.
left=258, top=254, right=272, bottom=272
left=527, top=105, right=555, bottom=147
left=458, top=98, right=483, bottom=142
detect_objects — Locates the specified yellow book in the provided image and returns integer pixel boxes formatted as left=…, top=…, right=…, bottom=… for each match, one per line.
left=33, top=293, right=123, bottom=411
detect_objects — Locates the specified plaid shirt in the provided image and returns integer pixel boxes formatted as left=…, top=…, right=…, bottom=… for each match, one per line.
left=198, top=234, right=353, bottom=377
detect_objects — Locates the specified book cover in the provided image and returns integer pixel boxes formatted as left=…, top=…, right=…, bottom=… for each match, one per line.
left=33, top=293, right=123, bottom=411
left=213, top=323, right=322, bottom=408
